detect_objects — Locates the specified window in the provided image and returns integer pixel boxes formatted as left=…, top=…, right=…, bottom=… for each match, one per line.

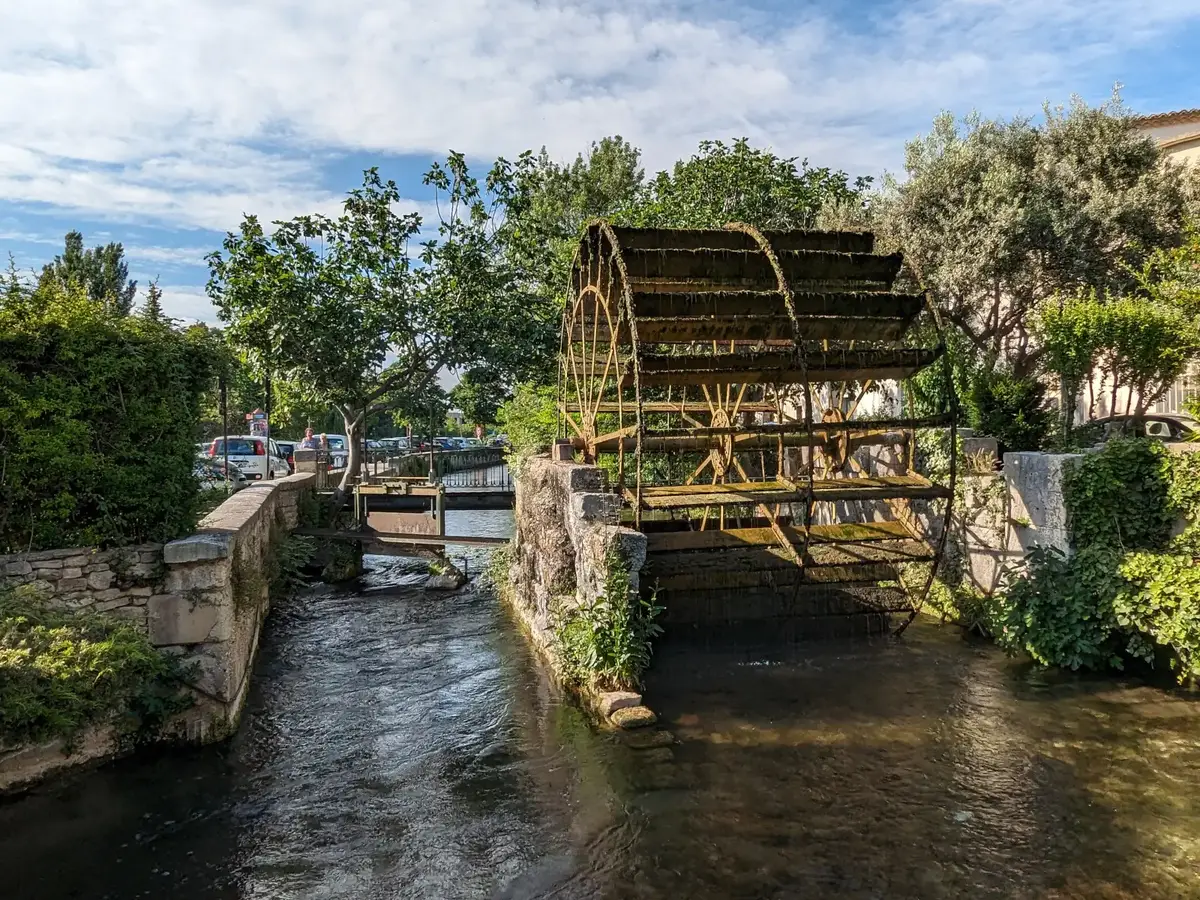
left=212, top=439, right=264, bottom=456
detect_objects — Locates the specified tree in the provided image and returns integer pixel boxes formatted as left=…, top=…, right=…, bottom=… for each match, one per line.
left=881, top=93, right=1196, bottom=376
left=450, top=366, right=509, bottom=427
left=207, top=163, right=555, bottom=500
left=38, top=231, right=138, bottom=316
left=140, top=278, right=166, bottom=324
left=628, top=138, right=870, bottom=231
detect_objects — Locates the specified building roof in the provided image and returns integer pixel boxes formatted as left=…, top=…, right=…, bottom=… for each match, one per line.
left=1131, top=108, right=1200, bottom=127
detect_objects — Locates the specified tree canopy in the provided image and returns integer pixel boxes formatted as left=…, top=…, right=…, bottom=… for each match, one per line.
left=881, top=93, right=1198, bottom=376
left=206, top=161, right=557, bottom=495
left=38, top=230, right=138, bottom=316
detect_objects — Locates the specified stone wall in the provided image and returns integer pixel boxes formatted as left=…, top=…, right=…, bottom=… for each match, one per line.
left=1, top=544, right=163, bottom=629
left=956, top=451, right=1082, bottom=594
left=0, top=473, right=315, bottom=792
left=158, top=473, right=314, bottom=739
left=507, top=457, right=646, bottom=664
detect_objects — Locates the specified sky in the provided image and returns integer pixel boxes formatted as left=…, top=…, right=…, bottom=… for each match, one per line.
left=2, top=0, right=1199, bottom=325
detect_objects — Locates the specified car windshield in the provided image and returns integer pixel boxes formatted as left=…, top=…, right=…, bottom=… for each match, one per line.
left=326, top=437, right=346, bottom=450
left=212, top=439, right=261, bottom=456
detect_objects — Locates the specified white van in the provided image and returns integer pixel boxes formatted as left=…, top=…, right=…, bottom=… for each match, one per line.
left=206, top=436, right=290, bottom=481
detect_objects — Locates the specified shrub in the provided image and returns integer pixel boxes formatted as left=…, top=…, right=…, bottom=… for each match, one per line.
left=0, top=586, right=193, bottom=748
left=497, top=382, right=557, bottom=464
left=555, top=549, right=663, bottom=690
left=0, top=314, right=215, bottom=552
left=967, top=368, right=1052, bottom=453
left=995, top=438, right=1200, bottom=682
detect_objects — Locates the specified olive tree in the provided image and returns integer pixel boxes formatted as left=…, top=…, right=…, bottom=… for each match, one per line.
left=206, top=161, right=556, bottom=500
left=881, top=93, right=1197, bottom=377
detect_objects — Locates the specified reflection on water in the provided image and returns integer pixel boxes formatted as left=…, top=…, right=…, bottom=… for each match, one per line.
left=3, top=507, right=1200, bottom=898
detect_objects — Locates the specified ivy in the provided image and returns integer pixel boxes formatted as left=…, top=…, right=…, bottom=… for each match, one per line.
left=1062, top=438, right=1173, bottom=550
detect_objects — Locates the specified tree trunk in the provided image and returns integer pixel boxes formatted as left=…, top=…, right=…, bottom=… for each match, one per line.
left=331, top=407, right=366, bottom=508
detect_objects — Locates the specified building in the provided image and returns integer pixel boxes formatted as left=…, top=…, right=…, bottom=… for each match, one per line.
left=1133, top=109, right=1200, bottom=416
left=1132, top=107, right=1200, bottom=168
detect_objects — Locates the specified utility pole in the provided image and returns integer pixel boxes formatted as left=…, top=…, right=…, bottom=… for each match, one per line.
left=220, top=375, right=230, bottom=494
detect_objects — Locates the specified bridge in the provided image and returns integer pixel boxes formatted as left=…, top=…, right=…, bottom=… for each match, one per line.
left=293, top=447, right=514, bottom=555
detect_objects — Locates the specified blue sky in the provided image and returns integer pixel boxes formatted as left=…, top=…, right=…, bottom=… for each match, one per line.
left=3, top=0, right=1199, bottom=324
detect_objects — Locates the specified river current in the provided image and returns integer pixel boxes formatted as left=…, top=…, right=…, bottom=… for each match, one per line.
left=3, top=509, right=1200, bottom=898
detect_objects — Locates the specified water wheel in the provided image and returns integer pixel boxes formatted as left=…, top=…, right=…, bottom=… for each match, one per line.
left=558, top=222, right=957, bottom=634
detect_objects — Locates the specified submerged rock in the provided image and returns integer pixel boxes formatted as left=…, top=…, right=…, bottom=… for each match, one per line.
left=597, top=691, right=642, bottom=718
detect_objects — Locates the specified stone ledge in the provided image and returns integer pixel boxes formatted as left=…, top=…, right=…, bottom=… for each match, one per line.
left=163, top=533, right=231, bottom=564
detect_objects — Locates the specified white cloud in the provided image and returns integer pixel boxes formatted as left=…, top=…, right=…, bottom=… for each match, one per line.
left=153, top=284, right=219, bottom=324
left=1, top=0, right=1198, bottom=233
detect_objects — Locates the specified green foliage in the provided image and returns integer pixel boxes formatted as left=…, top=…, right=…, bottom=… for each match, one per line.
left=628, top=138, right=869, bottom=231
left=881, top=92, right=1194, bottom=374
left=0, top=281, right=216, bottom=552
left=450, top=366, right=510, bottom=426
left=996, top=439, right=1200, bottom=682
left=497, top=382, right=558, bottom=461
left=0, top=586, right=193, bottom=748
left=1063, top=438, right=1173, bottom=550
left=555, top=550, right=663, bottom=691
left=967, top=368, right=1052, bottom=452
left=994, top=546, right=1124, bottom=670
left=38, top=230, right=138, bottom=317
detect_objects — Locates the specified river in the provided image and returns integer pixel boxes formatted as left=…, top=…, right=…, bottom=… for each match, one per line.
left=3, top=508, right=1200, bottom=898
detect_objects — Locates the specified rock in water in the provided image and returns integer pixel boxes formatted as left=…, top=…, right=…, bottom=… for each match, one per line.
left=610, top=705, right=657, bottom=729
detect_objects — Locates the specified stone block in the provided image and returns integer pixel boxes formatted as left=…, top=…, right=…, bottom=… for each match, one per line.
left=166, top=560, right=229, bottom=593
left=60, top=567, right=83, bottom=580
left=62, top=555, right=90, bottom=568
left=570, top=492, right=621, bottom=526
left=127, top=586, right=153, bottom=597
left=87, top=570, right=115, bottom=591
left=96, top=598, right=130, bottom=612
left=139, top=550, right=162, bottom=564
left=563, top=465, right=604, bottom=494
left=611, top=705, right=657, bottom=729
left=56, top=577, right=88, bottom=593
left=598, top=691, right=642, bottom=717
left=163, top=533, right=230, bottom=565
left=92, top=588, right=123, bottom=602
left=3, top=561, right=31, bottom=577
left=31, top=559, right=63, bottom=570
left=149, top=593, right=225, bottom=646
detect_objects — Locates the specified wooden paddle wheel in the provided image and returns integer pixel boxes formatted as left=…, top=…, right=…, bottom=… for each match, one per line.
left=559, top=222, right=957, bottom=634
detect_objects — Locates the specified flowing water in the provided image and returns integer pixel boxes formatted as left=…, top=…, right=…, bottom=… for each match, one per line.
left=3, top=508, right=1200, bottom=899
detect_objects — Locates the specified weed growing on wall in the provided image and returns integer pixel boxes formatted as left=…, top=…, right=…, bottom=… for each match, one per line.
left=0, top=586, right=193, bottom=749
left=555, top=548, right=663, bottom=691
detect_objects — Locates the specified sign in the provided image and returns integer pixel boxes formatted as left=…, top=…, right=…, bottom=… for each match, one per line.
left=247, top=408, right=267, bottom=437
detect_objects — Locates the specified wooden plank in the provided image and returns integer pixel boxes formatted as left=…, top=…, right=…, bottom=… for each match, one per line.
left=590, top=429, right=909, bottom=454
left=563, top=401, right=778, bottom=415
left=622, top=347, right=942, bottom=387
left=644, top=539, right=933, bottom=578
left=604, top=225, right=875, bottom=254
left=620, top=248, right=902, bottom=291
left=627, top=475, right=950, bottom=509
left=644, top=521, right=915, bottom=553
left=292, top=527, right=506, bottom=546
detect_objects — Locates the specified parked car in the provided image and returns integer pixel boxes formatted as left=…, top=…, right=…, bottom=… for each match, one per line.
left=1092, top=414, right=1199, bottom=443
left=275, top=440, right=297, bottom=474
left=465, top=437, right=484, bottom=448
left=194, top=458, right=248, bottom=492
left=205, top=436, right=290, bottom=480
left=321, top=434, right=350, bottom=468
